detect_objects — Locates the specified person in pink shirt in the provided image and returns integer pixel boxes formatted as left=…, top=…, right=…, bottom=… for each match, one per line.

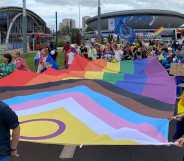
left=13, top=51, right=29, bottom=71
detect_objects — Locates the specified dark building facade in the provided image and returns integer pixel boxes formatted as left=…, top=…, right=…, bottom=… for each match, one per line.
left=0, top=7, right=50, bottom=49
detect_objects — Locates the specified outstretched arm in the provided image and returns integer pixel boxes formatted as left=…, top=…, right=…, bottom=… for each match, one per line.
left=11, top=125, right=20, bottom=156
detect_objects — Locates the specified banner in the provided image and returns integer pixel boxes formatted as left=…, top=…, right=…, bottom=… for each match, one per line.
left=108, top=18, right=115, bottom=31
left=170, top=64, right=184, bottom=76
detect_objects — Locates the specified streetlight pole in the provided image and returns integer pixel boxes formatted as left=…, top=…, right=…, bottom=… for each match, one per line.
left=79, top=2, right=81, bottom=29
left=97, top=0, right=101, bottom=40
left=55, top=12, right=58, bottom=48
left=22, top=0, right=27, bottom=54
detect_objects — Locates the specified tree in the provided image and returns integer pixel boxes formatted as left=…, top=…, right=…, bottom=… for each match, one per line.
left=71, top=28, right=81, bottom=45
left=85, top=26, right=94, bottom=32
left=60, top=26, right=70, bottom=35
left=59, top=26, right=81, bottom=45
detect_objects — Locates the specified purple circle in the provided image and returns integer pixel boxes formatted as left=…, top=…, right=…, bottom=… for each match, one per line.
left=20, top=119, right=66, bottom=140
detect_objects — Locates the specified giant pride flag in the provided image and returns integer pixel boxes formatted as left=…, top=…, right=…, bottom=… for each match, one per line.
left=0, top=56, right=176, bottom=145
left=1, top=79, right=174, bottom=145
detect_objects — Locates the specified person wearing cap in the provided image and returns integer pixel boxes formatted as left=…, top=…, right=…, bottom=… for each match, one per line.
left=0, top=101, right=20, bottom=161
left=0, top=54, right=16, bottom=78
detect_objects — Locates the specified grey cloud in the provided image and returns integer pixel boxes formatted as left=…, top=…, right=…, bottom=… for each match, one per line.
left=36, top=0, right=98, bottom=7
left=0, top=0, right=21, bottom=6
left=36, top=0, right=184, bottom=13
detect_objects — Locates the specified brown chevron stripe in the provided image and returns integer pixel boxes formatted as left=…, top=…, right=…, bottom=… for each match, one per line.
left=0, top=80, right=173, bottom=118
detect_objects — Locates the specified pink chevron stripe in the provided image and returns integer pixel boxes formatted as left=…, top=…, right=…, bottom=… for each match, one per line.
left=11, top=92, right=167, bottom=142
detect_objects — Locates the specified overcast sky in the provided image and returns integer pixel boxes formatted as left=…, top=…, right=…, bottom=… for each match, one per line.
left=0, top=0, right=184, bottom=29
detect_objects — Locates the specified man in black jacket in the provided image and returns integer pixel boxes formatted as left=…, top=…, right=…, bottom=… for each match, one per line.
left=0, top=102, right=20, bottom=161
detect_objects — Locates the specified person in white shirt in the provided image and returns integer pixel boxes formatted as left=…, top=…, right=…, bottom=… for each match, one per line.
left=114, top=44, right=123, bottom=62
left=68, top=48, right=76, bottom=66
left=88, top=45, right=97, bottom=60
left=34, top=49, right=41, bottom=71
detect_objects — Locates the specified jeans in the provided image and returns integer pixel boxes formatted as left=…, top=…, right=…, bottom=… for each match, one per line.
left=173, top=117, right=184, bottom=140
left=175, top=76, right=184, bottom=97
left=0, top=156, right=10, bottom=161
left=34, top=59, right=39, bottom=72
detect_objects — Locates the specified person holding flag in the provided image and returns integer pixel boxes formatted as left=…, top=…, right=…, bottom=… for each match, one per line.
left=0, top=101, right=20, bottom=161
left=37, top=48, right=58, bottom=73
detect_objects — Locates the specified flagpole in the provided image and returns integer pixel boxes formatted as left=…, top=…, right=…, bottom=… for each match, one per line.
left=97, top=0, right=101, bottom=40
left=79, top=1, right=81, bottom=29
left=55, top=12, right=58, bottom=48
left=22, top=0, right=27, bottom=53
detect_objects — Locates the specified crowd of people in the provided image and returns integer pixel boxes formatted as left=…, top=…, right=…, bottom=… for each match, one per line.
left=0, top=51, right=29, bottom=78
left=77, top=40, right=184, bottom=69
left=1, top=39, right=184, bottom=79
left=63, top=39, right=184, bottom=73
left=0, top=46, right=58, bottom=78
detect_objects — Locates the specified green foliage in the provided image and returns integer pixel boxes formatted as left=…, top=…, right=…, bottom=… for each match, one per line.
left=58, top=38, right=65, bottom=47
left=0, top=55, right=2, bottom=64
left=59, top=26, right=81, bottom=45
left=108, top=34, right=113, bottom=43
left=24, top=53, right=36, bottom=71
left=71, top=28, right=81, bottom=45
left=60, top=26, right=71, bottom=35
left=85, top=26, right=94, bottom=32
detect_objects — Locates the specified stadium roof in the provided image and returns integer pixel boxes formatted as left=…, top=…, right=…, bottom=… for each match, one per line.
left=87, top=9, right=184, bottom=23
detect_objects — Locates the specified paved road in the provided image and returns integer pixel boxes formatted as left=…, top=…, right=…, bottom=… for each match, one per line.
left=10, top=141, right=184, bottom=161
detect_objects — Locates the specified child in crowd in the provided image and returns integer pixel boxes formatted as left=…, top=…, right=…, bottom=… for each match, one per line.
left=0, top=53, right=16, bottom=78
left=13, top=51, right=29, bottom=71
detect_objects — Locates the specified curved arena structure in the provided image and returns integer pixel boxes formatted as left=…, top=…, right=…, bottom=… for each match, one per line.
left=0, top=7, right=50, bottom=49
left=87, top=9, right=184, bottom=30
left=86, top=9, right=184, bottom=41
